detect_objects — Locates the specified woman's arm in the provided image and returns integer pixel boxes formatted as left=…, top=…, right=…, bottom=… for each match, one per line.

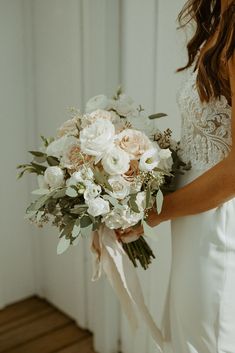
left=148, top=53, right=235, bottom=226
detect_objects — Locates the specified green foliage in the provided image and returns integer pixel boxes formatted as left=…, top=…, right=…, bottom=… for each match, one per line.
left=148, top=113, right=167, bottom=120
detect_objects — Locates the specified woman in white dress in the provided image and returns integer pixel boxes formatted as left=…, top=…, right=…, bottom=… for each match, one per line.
left=118, top=0, right=235, bottom=352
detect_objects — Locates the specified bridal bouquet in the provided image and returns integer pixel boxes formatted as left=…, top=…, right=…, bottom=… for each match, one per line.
left=18, top=90, right=188, bottom=349
left=18, top=89, right=187, bottom=269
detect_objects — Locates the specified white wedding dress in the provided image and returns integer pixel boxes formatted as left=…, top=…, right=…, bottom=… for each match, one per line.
left=161, top=67, right=235, bottom=353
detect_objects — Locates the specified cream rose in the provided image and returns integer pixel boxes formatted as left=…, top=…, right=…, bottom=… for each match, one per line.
left=107, top=175, right=130, bottom=199
left=116, top=129, right=152, bottom=160
left=80, top=118, right=115, bottom=157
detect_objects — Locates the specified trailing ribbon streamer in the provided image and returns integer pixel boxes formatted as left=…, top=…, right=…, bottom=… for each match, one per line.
left=90, top=224, right=164, bottom=352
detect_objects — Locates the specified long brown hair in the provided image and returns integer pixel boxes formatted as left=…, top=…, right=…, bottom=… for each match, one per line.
left=177, top=0, right=235, bottom=104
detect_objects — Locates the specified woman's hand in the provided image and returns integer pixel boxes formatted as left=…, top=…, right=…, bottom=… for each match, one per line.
left=115, top=209, right=163, bottom=243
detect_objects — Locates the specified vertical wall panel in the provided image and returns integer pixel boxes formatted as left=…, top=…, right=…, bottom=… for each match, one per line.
left=0, top=0, right=36, bottom=307
left=120, top=1, right=159, bottom=353
left=82, top=1, right=121, bottom=352
left=32, top=0, right=88, bottom=327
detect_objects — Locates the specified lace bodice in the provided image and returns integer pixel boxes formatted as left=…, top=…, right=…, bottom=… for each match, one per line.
left=177, top=68, right=232, bottom=171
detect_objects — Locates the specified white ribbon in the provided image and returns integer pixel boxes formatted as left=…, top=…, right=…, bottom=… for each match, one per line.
left=90, top=224, right=164, bottom=352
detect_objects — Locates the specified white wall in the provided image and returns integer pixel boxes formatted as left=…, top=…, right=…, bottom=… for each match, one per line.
left=0, top=0, right=36, bottom=308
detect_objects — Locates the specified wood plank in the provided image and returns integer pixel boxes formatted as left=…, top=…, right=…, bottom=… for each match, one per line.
left=0, top=297, right=51, bottom=326
left=0, top=311, right=72, bottom=352
left=0, top=306, right=54, bottom=334
left=6, top=324, right=90, bottom=353
left=56, top=336, right=96, bottom=353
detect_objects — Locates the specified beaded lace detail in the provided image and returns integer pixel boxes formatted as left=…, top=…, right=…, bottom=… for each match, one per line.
left=177, top=68, right=232, bottom=171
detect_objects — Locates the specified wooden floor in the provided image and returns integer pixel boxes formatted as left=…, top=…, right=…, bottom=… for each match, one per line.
left=0, top=296, right=96, bottom=353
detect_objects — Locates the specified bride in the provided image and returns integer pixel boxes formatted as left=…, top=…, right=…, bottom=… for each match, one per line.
left=117, top=0, right=235, bottom=352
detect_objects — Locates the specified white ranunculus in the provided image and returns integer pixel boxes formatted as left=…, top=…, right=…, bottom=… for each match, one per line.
left=87, top=197, right=110, bottom=217
left=66, top=166, right=93, bottom=186
left=46, top=135, right=78, bottom=159
left=158, top=148, right=173, bottom=172
left=111, top=94, right=138, bottom=117
left=107, top=175, right=130, bottom=199
left=102, top=146, right=130, bottom=175
left=139, top=148, right=161, bottom=172
left=85, top=95, right=111, bottom=113
left=80, top=118, right=115, bottom=157
left=84, top=182, right=102, bottom=201
left=44, top=166, right=65, bottom=188
left=116, top=129, right=152, bottom=160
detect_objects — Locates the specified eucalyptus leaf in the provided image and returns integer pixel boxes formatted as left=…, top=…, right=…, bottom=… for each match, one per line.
left=148, top=113, right=167, bottom=120
left=26, top=191, right=54, bottom=213
left=57, top=237, right=70, bottom=255
left=47, top=156, right=60, bottom=166
left=80, top=214, right=92, bottom=228
left=32, top=188, right=49, bottom=195
left=156, top=189, right=164, bottom=214
left=29, top=151, right=47, bottom=157
left=53, top=188, right=67, bottom=199
left=128, top=194, right=140, bottom=213
left=70, top=205, right=88, bottom=214
left=103, top=194, right=118, bottom=207
left=66, top=187, right=78, bottom=198
left=80, top=223, right=93, bottom=238
left=72, top=219, right=81, bottom=238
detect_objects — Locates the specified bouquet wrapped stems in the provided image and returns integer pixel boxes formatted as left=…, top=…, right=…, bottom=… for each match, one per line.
left=122, top=236, right=156, bottom=270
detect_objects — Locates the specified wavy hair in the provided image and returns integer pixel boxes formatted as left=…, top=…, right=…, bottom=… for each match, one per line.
left=177, top=0, right=235, bottom=104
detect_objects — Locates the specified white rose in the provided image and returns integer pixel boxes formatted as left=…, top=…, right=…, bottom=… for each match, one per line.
left=116, top=129, right=152, bottom=160
left=46, top=135, right=78, bottom=159
left=158, top=148, right=173, bottom=172
left=107, top=175, right=130, bottom=199
left=84, top=182, right=102, bottom=201
left=102, top=205, right=143, bottom=232
left=85, top=95, right=111, bottom=113
left=87, top=197, right=110, bottom=217
left=80, top=119, right=115, bottom=157
left=111, top=94, right=138, bottom=117
left=44, top=166, right=65, bottom=188
left=102, top=146, right=130, bottom=175
left=102, top=208, right=126, bottom=229
left=139, top=148, right=160, bottom=172
left=66, top=167, right=93, bottom=186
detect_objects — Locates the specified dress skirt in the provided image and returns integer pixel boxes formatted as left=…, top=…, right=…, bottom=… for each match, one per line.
left=161, top=168, right=235, bottom=353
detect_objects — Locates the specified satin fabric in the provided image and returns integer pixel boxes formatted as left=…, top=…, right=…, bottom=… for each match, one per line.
left=161, top=168, right=235, bottom=353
